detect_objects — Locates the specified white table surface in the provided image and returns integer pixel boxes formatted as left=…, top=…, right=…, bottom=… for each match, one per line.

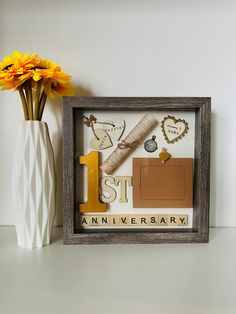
left=1, top=227, right=236, bottom=314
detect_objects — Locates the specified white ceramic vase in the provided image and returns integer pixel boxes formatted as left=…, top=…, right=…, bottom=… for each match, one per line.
left=12, top=121, right=55, bottom=249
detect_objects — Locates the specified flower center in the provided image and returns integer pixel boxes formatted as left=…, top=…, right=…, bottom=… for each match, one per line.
left=2, top=64, right=13, bottom=70
left=30, top=66, right=47, bottom=70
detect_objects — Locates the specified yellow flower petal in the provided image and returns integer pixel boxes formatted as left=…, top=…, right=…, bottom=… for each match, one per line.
left=33, top=72, right=42, bottom=81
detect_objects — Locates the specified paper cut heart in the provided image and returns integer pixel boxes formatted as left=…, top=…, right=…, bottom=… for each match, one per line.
left=161, top=116, right=189, bottom=144
left=103, top=118, right=125, bottom=141
left=90, top=129, right=113, bottom=150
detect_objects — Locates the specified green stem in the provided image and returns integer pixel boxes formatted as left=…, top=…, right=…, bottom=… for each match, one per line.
left=27, top=80, right=33, bottom=120
left=18, top=86, right=29, bottom=120
left=25, top=82, right=33, bottom=120
left=29, top=79, right=33, bottom=120
left=38, top=92, right=47, bottom=121
left=33, top=79, right=43, bottom=120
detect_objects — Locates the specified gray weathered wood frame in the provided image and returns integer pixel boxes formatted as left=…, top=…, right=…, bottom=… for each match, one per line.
left=63, top=97, right=211, bottom=244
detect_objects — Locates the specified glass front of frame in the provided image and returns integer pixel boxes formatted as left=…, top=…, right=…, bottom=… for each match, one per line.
left=74, top=109, right=195, bottom=232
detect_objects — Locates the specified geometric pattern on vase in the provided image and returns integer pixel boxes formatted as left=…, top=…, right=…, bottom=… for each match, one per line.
left=12, top=121, right=55, bottom=249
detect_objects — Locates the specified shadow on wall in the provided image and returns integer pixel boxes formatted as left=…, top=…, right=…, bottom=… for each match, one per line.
left=210, top=112, right=216, bottom=228
left=49, top=84, right=94, bottom=226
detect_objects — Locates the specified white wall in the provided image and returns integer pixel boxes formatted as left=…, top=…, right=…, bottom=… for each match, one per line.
left=0, top=0, right=235, bottom=227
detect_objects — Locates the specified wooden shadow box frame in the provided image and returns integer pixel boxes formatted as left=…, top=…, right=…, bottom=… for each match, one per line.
left=63, top=97, right=211, bottom=244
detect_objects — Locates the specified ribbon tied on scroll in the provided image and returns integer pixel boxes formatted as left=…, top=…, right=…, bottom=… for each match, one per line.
left=117, top=139, right=140, bottom=150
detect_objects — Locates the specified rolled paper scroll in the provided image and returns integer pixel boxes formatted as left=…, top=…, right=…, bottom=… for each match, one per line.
left=101, top=114, right=158, bottom=175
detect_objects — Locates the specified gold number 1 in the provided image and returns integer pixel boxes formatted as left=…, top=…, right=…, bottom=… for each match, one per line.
left=79, top=151, right=107, bottom=213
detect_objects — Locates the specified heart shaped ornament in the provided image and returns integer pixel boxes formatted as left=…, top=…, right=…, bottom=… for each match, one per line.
left=161, top=116, right=189, bottom=144
left=90, top=128, right=113, bottom=150
left=159, top=148, right=171, bottom=164
left=103, top=118, right=125, bottom=141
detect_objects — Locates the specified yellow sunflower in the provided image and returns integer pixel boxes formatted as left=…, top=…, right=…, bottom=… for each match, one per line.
left=32, top=60, right=74, bottom=97
left=0, top=51, right=40, bottom=90
left=17, top=58, right=58, bottom=83
left=0, top=51, right=74, bottom=120
left=44, top=78, right=74, bottom=98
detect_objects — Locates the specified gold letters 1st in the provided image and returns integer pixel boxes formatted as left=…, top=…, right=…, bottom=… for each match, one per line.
left=79, top=151, right=132, bottom=213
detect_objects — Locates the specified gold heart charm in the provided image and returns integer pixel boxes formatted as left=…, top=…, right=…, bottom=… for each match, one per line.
left=159, top=148, right=171, bottom=164
left=103, top=118, right=125, bottom=141
left=90, top=129, right=113, bottom=150
left=161, top=115, right=189, bottom=144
